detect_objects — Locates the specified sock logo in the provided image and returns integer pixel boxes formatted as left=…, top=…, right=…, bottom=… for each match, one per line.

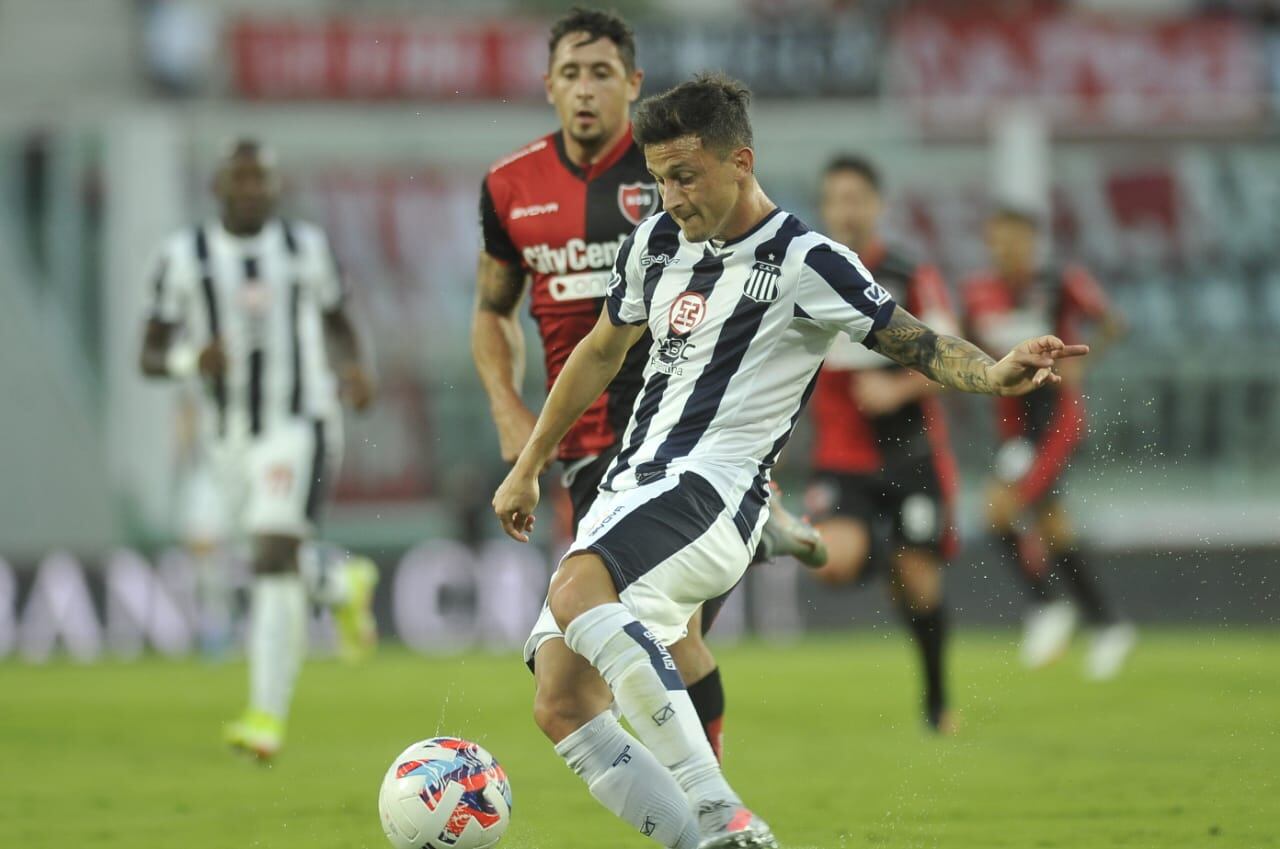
left=612, top=745, right=632, bottom=767
left=651, top=703, right=676, bottom=726
left=641, top=816, right=657, bottom=836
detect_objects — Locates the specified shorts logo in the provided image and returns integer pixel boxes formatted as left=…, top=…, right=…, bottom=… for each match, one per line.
left=651, top=703, right=676, bottom=726
left=618, top=182, right=660, bottom=225
left=744, top=260, right=781, bottom=303
left=668, top=291, right=707, bottom=335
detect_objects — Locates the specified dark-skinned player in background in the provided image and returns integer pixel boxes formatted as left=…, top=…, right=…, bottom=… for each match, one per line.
left=139, top=140, right=378, bottom=759
left=470, top=8, right=823, bottom=766
left=963, top=206, right=1136, bottom=679
left=800, top=155, right=960, bottom=732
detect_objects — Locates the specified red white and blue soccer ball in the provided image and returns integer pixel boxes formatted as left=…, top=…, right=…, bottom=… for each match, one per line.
left=379, top=737, right=513, bottom=849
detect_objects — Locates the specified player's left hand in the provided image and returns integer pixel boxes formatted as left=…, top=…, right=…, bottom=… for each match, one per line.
left=987, top=336, right=1089, bottom=397
left=339, top=365, right=375, bottom=411
left=493, top=469, right=539, bottom=543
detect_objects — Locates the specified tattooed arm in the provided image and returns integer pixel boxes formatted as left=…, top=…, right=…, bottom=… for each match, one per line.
left=870, top=305, right=1089, bottom=397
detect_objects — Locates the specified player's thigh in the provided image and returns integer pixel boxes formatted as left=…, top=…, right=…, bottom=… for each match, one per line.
left=531, top=637, right=614, bottom=744
left=805, top=473, right=875, bottom=584
left=547, top=551, right=621, bottom=631
left=244, top=419, right=332, bottom=538
left=1034, top=496, right=1076, bottom=551
left=668, top=608, right=717, bottom=685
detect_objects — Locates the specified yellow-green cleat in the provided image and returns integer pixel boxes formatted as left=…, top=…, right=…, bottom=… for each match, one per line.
left=334, top=556, right=380, bottom=663
left=224, top=709, right=284, bottom=762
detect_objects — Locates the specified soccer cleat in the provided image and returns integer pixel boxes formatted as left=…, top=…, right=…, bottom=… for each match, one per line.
left=224, top=709, right=284, bottom=761
left=1085, top=622, right=1137, bottom=681
left=1020, top=599, right=1077, bottom=669
left=334, top=556, right=379, bottom=663
left=758, top=484, right=827, bottom=568
left=696, top=801, right=778, bottom=849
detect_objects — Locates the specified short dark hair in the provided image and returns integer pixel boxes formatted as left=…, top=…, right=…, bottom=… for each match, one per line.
left=823, top=154, right=881, bottom=193
left=633, top=73, right=753, bottom=156
left=548, top=7, right=637, bottom=72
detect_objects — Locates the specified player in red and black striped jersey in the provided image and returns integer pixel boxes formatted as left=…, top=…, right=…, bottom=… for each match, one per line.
left=802, top=156, right=960, bottom=732
left=963, top=207, right=1135, bottom=679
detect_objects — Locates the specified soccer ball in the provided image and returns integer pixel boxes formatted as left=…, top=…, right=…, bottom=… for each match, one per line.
left=378, top=737, right=513, bottom=849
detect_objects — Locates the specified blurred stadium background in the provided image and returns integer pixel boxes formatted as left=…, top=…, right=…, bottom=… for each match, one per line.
left=2, top=2, right=1279, bottom=848
left=2, top=0, right=1276, bottom=659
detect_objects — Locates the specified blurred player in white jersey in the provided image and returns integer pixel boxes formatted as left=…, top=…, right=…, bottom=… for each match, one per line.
left=492, top=74, right=1089, bottom=849
left=139, top=140, right=378, bottom=759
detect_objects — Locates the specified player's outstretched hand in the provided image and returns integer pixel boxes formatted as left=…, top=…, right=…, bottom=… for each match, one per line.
left=339, top=364, right=375, bottom=412
left=493, top=469, right=539, bottom=543
left=988, top=335, right=1089, bottom=396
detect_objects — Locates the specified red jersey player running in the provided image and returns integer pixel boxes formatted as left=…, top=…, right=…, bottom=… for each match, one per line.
left=963, top=206, right=1136, bottom=679
left=802, top=156, right=960, bottom=732
left=470, top=8, right=822, bottom=764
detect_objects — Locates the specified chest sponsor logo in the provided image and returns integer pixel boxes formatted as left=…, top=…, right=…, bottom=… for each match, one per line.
left=667, top=291, right=708, bottom=335
left=652, top=336, right=694, bottom=376
left=640, top=251, right=679, bottom=269
left=548, top=270, right=612, bottom=302
left=510, top=201, right=559, bottom=220
left=618, top=182, right=660, bottom=225
left=744, top=260, right=782, bottom=303
left=522, top=237, right=623, bottom=276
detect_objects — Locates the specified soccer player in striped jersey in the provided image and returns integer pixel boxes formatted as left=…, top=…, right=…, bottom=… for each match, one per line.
left=803, top=155, right=960, bottom=733
left=139, top=140, right=379, bottom=759
left=471, top=7, right=822, bottom=766
left=492, top=74, right=1089, bottom=849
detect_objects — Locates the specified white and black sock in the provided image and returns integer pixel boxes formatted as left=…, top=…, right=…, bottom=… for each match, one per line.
left=555, top=711, right=700, bottom=849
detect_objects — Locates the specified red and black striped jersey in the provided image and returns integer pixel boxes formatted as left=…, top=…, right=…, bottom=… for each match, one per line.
left=810, top=242, right=958, bottom=480
left=480, top=128, right=657, bottom=461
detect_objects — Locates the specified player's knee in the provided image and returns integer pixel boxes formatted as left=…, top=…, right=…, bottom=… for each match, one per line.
left=547, top=554, right=617, bottom=631
left=532, top=685, right=595, bottom=744
left=252, top=534, right=301, bottom=575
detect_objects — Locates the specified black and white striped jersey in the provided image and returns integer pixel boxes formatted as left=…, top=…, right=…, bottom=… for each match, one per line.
left=147, top=218, right=344, bottom=441
left=602, top=209, right=896, bottom=539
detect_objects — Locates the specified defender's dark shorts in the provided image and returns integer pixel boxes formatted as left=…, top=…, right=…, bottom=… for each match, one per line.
left=805, top=459, right=957, bottom=573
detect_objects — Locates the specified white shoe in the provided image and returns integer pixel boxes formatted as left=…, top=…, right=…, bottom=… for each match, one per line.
left=1086, top=623, right=1137, bottom=681
left=695, top=800, right=777, bottom=849
left=1020, top=600, right=1077, bottom=669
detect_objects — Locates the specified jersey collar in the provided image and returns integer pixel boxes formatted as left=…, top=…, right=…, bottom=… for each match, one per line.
left=554, top=124, right=636, bottom=182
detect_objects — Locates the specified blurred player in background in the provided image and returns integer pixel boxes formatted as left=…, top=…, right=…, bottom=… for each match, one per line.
left=471, top=7, right=822, bottom=765
left=139, top=140, right=379, bottom=758
left=802, top=155, right=959, bottom=732
left=963, top=206, right=1136, bottom=679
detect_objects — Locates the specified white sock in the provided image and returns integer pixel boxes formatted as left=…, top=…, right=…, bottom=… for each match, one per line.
left=564, top=603, right=734, bottom=806
left=555, top=711, right=700, bottom=849
left=298, top=544, right=351, bottom=608
left=248, top=574, right=306, bottom=719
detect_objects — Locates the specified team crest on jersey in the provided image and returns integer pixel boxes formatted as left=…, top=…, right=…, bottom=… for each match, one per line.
left=618, top=182, right=660, bottom=225
left=744, top=261, right=781, bottom=303
left=668, top=291, right=708, bottom=335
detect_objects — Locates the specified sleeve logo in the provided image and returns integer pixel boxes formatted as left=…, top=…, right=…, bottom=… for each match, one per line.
left=862, top=280, right=892, bottom=306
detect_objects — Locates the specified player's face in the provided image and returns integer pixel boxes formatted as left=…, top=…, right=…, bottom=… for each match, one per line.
left=985, top=215, right=1039, bottom=282
left=820, top=170, right=881, bottom=251
left=214, top=152, right=278, bottom=233
left=545, top=33, right=642, bottom=148
left=645, top=136, right=747, bottom=243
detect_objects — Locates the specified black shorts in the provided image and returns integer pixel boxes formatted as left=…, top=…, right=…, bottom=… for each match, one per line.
left=564, top=444, right=622, bottom=535
left=805, top=460, right=955, bottom=570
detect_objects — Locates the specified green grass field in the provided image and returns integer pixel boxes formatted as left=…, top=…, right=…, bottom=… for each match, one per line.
left=2, top=630, right=1276, bottom=849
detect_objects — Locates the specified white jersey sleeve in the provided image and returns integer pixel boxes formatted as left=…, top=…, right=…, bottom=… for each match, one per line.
left=291, top=221, right=345, bottom=311
left=795, top=240, right=897, bottom=345
left=604, top=227, right=647, bottom=327
left=147, top=231, right=199, bottom=326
